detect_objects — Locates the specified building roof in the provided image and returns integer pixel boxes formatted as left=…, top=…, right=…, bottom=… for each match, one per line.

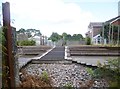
left=105, top=15, right=120, bottom=24
left=88, top=22, right=103, bottom=28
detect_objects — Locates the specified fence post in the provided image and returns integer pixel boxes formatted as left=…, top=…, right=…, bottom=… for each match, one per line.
left=2, top=2, right=15, bottom=88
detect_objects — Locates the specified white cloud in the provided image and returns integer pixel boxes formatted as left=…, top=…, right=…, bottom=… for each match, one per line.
left=6, top=0, right=93, bottom=37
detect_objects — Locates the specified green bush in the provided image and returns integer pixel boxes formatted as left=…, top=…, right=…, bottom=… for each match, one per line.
left=89, top=57, right=120, bottom=88
left=17, top=40, right=36, bottom=46
left=85, top=37, right=91, bottom=45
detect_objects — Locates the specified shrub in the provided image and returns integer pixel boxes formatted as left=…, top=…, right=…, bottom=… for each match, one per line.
left=17, top=40, right=36, bottom=46
left=89, top=57, right=120, bottom=88
left=85, top=37, right=91, bottom=45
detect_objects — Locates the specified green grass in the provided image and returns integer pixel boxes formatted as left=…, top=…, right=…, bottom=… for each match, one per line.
left=41, top=71, right=49, bottom=82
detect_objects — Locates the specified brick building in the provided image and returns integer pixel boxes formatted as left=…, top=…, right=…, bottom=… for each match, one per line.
left=86, top=22, right=103, bottom=44
left=104, top=16, right=120, bottom=44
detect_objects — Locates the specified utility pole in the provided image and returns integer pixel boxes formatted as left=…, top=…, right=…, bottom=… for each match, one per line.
left=2, top=2, right=15, bottom=88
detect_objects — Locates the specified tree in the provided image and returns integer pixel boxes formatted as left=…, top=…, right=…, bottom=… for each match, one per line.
left=62, top=32, right=67, bottom=40
left=17, top=28, right=25, bottom=34
left=35, top=30, right=42, bottom=36
left=61, top=33, right=84, bottom=41
left=49, top=32, right=61, bottom=42
left=26, top=29, right=42, bottom=38
left=48, top=32, right=84, bottom=42
left=77, top=34, right=84, bottom=40
left=66, top=34, right=72, bottom=40
left=72, top=34, right=84, bottom=41
left=17, top=28, right=42, bottom=38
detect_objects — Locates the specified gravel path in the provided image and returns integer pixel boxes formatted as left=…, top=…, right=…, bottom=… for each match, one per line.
left=22, top=63, right=109, bottom=88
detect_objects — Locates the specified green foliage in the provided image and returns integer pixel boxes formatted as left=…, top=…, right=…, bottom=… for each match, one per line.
left=17, top=28, right=42, bottom=38
left=49, top=32, right=61, bottom=42
left=86, top=68, right=94, bottom=78
left=62, top=33, right=84, bottom=41
left=62, top=32, right=67, bottom=41
left=0, top=27, right=6, bottom=44
left=63, top=83, right=73, bottom=89
left=17, top=40, right=36, bottom=46
left=49, top=32, right=84, bottom=42
left=1, top=26, right=10, bottom=87
left=89, top=57, right=120, bottom=88
left=0, top=28, right=3, bottom=43
left=41, top=71, right=49, bottom=82
left=72, top=34, right=83, bottom=41
left=85, top=37, right=91, bottom=45
left=17, top=28, right=25, bottom=34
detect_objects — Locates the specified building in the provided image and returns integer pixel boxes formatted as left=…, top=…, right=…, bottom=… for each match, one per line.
left=103, top=16, right=120, bottom=44
left=92, top=34, right=102, bottom=44
left=105, top=16, right=120, bottom=25
left=86, top=22, right=103, bottom=44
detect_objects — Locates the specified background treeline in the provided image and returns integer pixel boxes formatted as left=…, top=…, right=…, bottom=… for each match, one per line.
left=17, top=28, right=42, bottom=38
left=48, top=32, right=84, bottom=42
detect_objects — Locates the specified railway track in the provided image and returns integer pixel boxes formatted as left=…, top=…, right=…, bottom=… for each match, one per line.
left=19, top=45, right=120, bottom=71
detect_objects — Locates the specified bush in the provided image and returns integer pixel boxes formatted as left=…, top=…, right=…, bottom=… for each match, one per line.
left=85, top=37, right=91, bottom=45
left=17, top=40, right=36, bottom=46
left=89, top=57, right=120, bottom=88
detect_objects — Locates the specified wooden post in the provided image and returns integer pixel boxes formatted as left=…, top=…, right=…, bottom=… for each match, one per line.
left=2, top=2, right=15, bottom=88
left=40, top=35, right=42, bottom=45
left=43, top=36, right=44, bottom=45
left=111, top=25, right=114, bottom=44
left=118, top=25, right=120, bottom=45
left=109, top=24, right=111, bottom=44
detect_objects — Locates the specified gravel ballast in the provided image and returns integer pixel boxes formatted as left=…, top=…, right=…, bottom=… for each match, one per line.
left=21, top=63, right=109, bottom=88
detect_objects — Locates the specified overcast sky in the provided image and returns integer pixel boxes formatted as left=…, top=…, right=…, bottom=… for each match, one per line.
left=0, top=0, right=119, bottom=37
